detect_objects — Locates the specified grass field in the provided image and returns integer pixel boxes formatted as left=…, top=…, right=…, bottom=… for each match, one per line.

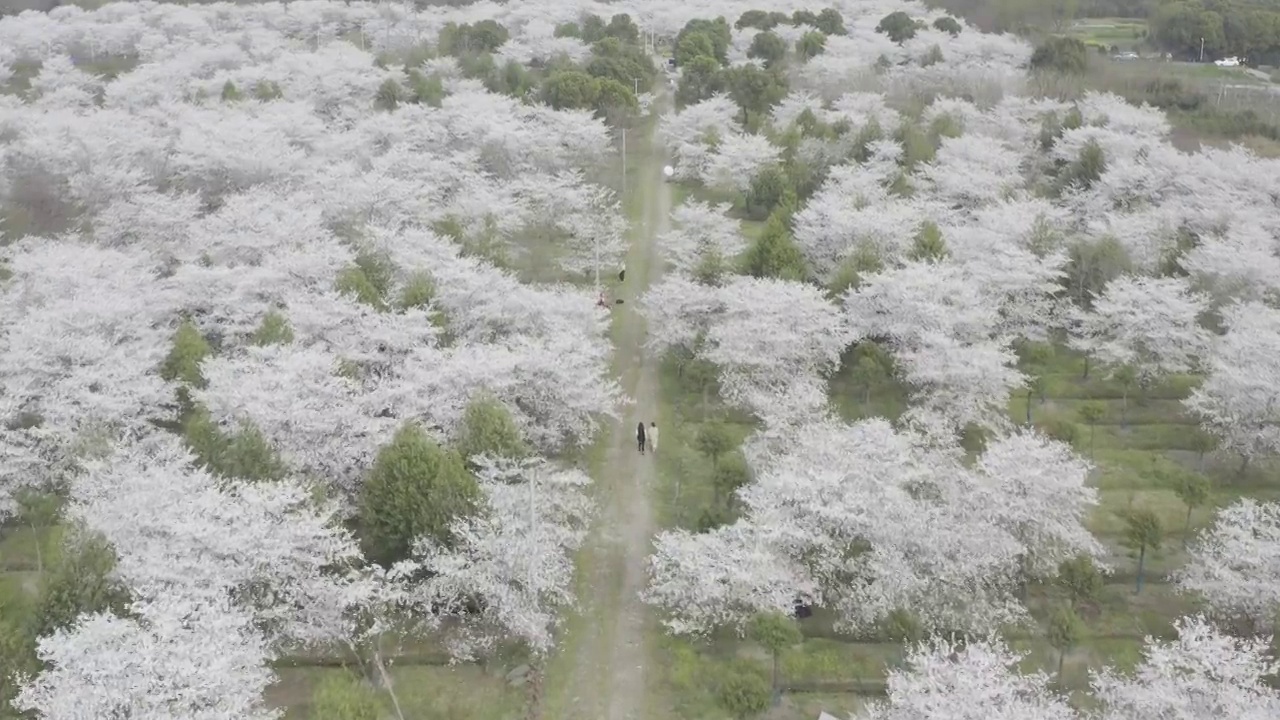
left=1066, top=17, right=1148, bottom=52
left=644, top=271, right=1280, bottom=717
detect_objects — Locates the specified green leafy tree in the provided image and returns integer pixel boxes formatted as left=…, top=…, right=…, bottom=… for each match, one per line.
left=791, top=9, right=819, bottom=26
left=1122, top=508, right=1163, bottom=594
left=676, top=55, right=725, bottom=107
left=310, top=672, right=381, bottom=720
left=1031, top=36, right=1089, bottom=73
left=456, top=395, right=527, bottom=462
left=1188, top=429, right=1217, bottom=472
left=553, top=21, right=580, bottom=38
left=747, top=31, right=787, bottom=68
left=723, top=64, right=788, bottom=123
left=876, top=11, right=918, bottom=43
left=1077, top=401, right=1105, bottom=460
left=605, top=13, right=639, bottom=44
left=220, top=421, right=288, bottom=482
left=593, top=77, right=639, bottom=124
left=250, top=310, right=294, bottom=346
left=828, top=246, right=883, bottom=297
left=736, top=10, right=776, bottom=30
left=220, top=80, right=242, bottom=102
left=1056, top=555, right=1104, bottom=611
left=795, top=31, right=826, bottom=61
left=14, top=490, right=60, bottom=574
left=1066, top=236, right=1132, bottom=308
left=696, top=423, right=735, bottom=468
left=33, top=532, right=131, bottom=639
left=907, top=221, right=947, bottom=262
left=717, top=660, right=771, bottom=718
left=253, top=80, right=282, bottom=100
left=1170, top=470, right=1210, bottom=546
left=464, top=20, right=510, bottom=54
left=849, top=355, right=886, bottom=406
left=406, top=69, right=445, bottom=107
left=580, top=14, right=607, bottom=43
left=933, top=16, right=963, bottom=35
left=396, top=271, right=436, bottom=310
left=1114, top=365, right=1137, bottom=427
left=712, top=450, right=751, bottom=505
left=160, top=319, right=211, bottom=388
left=358, top=423, right=480, bottom=567
left=815, top=8, right=847, bottom=35
left=541, top=70, right=601, bottom=110
left=742, top=213, right=806, bottom=281
left=374, top=78, right=404, bottom=111
left=743, top=165, right=789, bottom=221
left=1061, top=139, right=1107, bottom=192
left=675, top=30, right=718, bottom=66
left=676, top=18, right=731, bottom=64
left=1047, top=605, right=1084, bottom=681
left=748, top=612, right=802, bottom=692
left=335, top=252, right=395, bottom=312
left=587, top=39, right=656, bottom=93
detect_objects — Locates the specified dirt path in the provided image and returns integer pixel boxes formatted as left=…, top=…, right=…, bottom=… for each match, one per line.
left=538, top=101, right=671, bottom=720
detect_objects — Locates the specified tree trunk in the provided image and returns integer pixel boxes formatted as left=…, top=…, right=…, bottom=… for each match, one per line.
left=1082, top=355, right=1089, bottom=379
left=1183, top=505, right=1193, bottom=548
left=1025, top=391, right=1033, bottom=425
left=863, top=383, right=871, bottom=404
left=1088, top=425, right=1095, bottom=460
left=1198, top=449, right=1206, bottom=472
left=771, top=652, right=779, bottom=692
left=373, top=641, right=407, bottom=720
left=1121, top=389, right=1129, bottom=428
left=1057, top=648, right=1066, bottom=680
left=1135, top=546, right=1146, bottom=594
left=29, top=520, right=42, bottom=575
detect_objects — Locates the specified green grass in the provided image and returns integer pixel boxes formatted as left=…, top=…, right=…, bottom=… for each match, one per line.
left=645, top=328, right=1280, bottom=717
left=1067, top=17, right=1148, bottom=51
left=267, top=664, right=525, bottom=719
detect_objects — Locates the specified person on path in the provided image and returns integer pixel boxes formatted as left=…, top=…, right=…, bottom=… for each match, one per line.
left=648, top=422, right=658, bottom=453
left=636, top=422, right=646, bottom=454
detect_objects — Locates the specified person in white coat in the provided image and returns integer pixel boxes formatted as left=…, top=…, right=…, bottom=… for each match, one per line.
left=648, top=422, right=658, bottom=453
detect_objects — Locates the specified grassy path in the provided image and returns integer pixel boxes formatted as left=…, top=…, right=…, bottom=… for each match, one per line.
left=538, top=100, right=671, bottom=719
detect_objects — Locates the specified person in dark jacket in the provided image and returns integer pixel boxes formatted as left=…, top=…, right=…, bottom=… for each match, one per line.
left=636, top=422, right=646, bottom=454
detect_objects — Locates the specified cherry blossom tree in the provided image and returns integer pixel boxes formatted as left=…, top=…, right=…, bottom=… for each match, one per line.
left=1184, top=301, right=1280, bottom=463
left=659, top=199, right=747, bottom=275
left=196, top=344, right=399, bottom=497
left=395, top=455, right=593, bottom=659
left=643, top=520, right=816, bottom=637
left=646, top=416, right=1028, bottom=637
left=1175, top=499, right=1280, bottom=634
left=860, top=635, right=1078, bottom=720
left=13, top=596, right=279, bottom=720
left=844, top=261, right=1025, bottom=431
left=1091, top=615, right=1280, bottom=720
left=69, top=436, right=373, bottom=649
left=0, top=238, right=177, bottom=440
left=973, top=429, right=1104, bottom=579
left=701, top=131, right=782, bottom=193
left=1069, top=275, right=1211, bottom=385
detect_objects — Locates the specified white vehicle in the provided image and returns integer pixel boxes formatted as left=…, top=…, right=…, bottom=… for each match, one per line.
left=1215, top=56, right=1241, bottom=67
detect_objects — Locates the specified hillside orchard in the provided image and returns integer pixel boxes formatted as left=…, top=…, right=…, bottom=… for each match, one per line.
left=1, top=0, right=1280, bottom=718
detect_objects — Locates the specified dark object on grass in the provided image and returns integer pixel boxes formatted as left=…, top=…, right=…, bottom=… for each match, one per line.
left=615, top=299, right=624, bottom=305
left=618, top=269, right=626, bottom=282
left=793, top=600, right=813, bottom=619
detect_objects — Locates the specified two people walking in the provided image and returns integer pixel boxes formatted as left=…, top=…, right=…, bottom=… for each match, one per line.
left=636, top=421, right=658, bottom=455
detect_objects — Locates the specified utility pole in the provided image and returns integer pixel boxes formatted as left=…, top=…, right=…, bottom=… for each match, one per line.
left=1200, top=36, right=1205, bottom=63
left=621, top=126, right=627, bottom=199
